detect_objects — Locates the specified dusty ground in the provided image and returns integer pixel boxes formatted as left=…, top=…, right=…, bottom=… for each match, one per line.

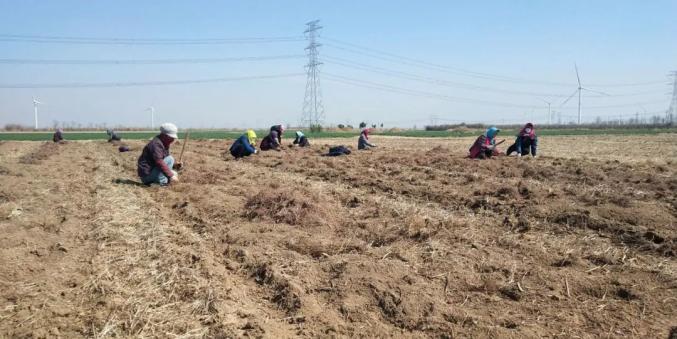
left=0, top=134, right=675, bottom=338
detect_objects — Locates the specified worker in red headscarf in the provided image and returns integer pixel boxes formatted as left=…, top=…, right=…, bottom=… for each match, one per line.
left=358, top=128, right=377, bottom=150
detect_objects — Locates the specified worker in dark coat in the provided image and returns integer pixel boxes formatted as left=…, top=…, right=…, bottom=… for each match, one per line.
left=293, top=131, right=310, bottom=147
left=358, top=128, right=376, bottom=150
left=106, top=129, right=121, bottom=142
left=137, top=123, right=182, bottom=186
left=507, top=122, right=538, bottom=158
left=52, top=128, right=64, bottom=143
left=260, top=124, right=284, bottom=151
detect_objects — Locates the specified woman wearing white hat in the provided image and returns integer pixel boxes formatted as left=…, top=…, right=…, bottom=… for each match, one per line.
left=137, top=122, right=183, bottom=186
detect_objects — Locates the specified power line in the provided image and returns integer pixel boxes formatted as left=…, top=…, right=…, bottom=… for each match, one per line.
left=323, top=36, right=665, bottom=88
left=558, top=98, right=667, bottom=109
left=0, top=55, right=305, bottom=65
left=324, top=72, right=668, bottom=110
left=0, top=34, right=304, bottom=45
left=324, top=42, right=558, bottom=85
left=323, top=37, right=567, bottom=85
left=323, top=55, right=665, bottom=99
left=0, top=73, right=304, bottom=88
left=323, top=73, right=541, bottom=108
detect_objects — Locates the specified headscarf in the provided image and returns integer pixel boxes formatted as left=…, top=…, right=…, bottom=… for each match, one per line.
left=295, top=131, right=304, bottom=138
left=518, top=122, right=535, bottom=139
left=485, top=127, right=500, bottom=141
left=361, top=128, right=370, bottom=139
left=246, top=129, right=257, bottom=145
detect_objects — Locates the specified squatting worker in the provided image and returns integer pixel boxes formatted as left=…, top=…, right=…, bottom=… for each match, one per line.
left=53, top=128, right=64, bottom=143
left=230, top=129, right=258, bottom=158
left=358, top=128, right=377, bottom=150
left=260, top=124, right=284, bottom=151
left=106, top=129, right=122, bottom=142
left=293, top=131, right=310, bottom=147
left=137, top=123, right=183, bottom=186
left=468, top=126, right=504, bottom=159
left=506, top=122, right=538, bottom=158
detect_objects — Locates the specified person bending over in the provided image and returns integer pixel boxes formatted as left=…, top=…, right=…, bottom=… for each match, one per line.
left=293, top=131, right=310, bottom=147
left=230, top=129, right=258, bottom=158
left=507, top=122, right=538, bottom=158
left=260, top=124, right=285, bottom=151
left=468, top=126, right=504, bottom=159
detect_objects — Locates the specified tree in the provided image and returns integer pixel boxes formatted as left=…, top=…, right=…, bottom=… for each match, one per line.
left=359, top=122, right=367, bottom=128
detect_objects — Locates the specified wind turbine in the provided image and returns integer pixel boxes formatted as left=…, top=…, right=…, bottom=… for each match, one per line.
left=539, top=98, right=553, bottom=125
left=560, top=64, right=609, bottom=124
left=32, top=96, right=44, bottom=130
left=146, top=106, right=155, bottom=129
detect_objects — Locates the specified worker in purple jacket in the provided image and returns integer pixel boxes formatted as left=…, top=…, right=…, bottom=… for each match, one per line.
left=137, top=123, right=183, bottom=186
left=52, top=128, right=64, bottom=143
left=260, top=124, right=284, bottom=151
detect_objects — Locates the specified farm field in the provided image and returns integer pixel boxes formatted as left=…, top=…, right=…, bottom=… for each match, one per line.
left=0, top=134, right=675, bottom=338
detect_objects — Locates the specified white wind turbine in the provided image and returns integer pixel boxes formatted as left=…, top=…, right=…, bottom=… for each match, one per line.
left=539, top=98, right=553, bottom=125
left=560, top=64, right=609, bottom=124
left=146, top=106, right=155, bottom=129
left=32, top=96, right=44, bottom=130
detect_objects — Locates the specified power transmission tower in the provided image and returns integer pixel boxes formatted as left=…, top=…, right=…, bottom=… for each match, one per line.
left=668, top=71, right=677, bottom=125
left=301, top=20, right=324, bottom=129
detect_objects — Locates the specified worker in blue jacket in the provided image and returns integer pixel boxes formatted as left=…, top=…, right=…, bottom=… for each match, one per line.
left=230, top=129, right=258, bottom=159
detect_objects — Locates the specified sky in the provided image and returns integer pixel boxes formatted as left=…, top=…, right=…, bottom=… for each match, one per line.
left=0, top=0, right=675, bottom=129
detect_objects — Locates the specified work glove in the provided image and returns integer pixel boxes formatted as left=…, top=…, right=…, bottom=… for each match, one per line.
left=170, top=170, right=179, bottom=183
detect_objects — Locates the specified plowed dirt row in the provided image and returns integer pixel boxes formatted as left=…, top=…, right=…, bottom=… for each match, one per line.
left=1, top=135, right=675, bottom=338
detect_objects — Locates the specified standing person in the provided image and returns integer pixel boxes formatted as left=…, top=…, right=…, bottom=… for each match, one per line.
left=293, top=131, right=310, bottom=147
left=230, top=129, right=258, bottom=158
left=507, top=122, right=538, bottom=158
left=358, top=128, right=377, bottom=150
left=106, top=129, right=121, bottom=142
left=260, top=124, right=284, bottom=151
left=137, top=123, right=183, bottom=186
left=468, top=126, right=504, bottom=159
left=52, top=128, right=64, bottom=143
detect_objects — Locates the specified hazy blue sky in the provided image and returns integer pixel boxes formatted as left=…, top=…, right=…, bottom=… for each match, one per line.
left=0, top=0, right=675, bottom=129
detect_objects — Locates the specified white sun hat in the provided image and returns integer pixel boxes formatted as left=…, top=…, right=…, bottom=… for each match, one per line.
left=160, top=122, right=179, bottom=139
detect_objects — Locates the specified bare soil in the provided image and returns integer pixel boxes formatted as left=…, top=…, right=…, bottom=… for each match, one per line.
left=0, top=134, right=675, bottom=338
